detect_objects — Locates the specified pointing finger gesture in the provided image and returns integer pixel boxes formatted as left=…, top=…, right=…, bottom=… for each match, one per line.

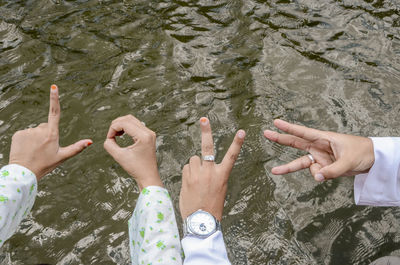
left=9, top=85, right=93, bottom=180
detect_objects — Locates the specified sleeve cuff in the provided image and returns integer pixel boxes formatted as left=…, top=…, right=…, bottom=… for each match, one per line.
left=182, top=231, right=231, bottom=265
left=354, top=137, right=400, bottom=206
left=2, top=164, right=37, bottom=186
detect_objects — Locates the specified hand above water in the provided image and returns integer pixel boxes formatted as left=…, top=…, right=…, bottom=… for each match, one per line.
left=263, top=119, right=375, bottom=182
left=103, top=115, right=163, bottom=190
left=179, top=117, right=245, bottom=221
left=9, top=85, right=93, bottom=181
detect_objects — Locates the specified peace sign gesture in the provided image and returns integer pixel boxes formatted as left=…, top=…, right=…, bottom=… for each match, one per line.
left=264, top=119, right=375, bottom=181
left=9, top=85, right=93, bottom=180
left=179, top=117, right=246, bottom=221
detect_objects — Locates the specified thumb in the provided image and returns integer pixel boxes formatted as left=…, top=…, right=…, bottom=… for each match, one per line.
left=103, top=138, right=122, bottom=159
left=58, top=139, right=93, bottom=161
left=317, top=158, right=352, bottom=181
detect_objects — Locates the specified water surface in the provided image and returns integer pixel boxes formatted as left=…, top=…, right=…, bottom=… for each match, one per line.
left=0, top=0, right=400, bottom=264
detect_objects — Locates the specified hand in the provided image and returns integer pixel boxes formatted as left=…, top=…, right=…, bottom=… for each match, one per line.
left=263, top=119, right=375, bottom=182
left=103, top=115, right=163, bottom=190
left=9, top=85, right=93, bottom=180
left=179, top=117, right=245, bottom=221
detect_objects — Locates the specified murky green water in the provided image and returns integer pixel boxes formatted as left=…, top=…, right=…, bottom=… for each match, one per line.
left=1, top=0, right=400, bottom=264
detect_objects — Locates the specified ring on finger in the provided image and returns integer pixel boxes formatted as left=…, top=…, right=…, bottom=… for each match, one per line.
left=203, top=155, right=215, bottom=162
left=307, top=154, right=315, bottom=164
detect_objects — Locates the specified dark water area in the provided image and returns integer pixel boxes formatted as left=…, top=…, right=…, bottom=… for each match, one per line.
left=1, top=0, right=400, bottom=264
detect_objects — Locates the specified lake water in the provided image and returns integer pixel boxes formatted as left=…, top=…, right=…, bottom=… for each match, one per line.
left=0, top=0, right=400, bottom=264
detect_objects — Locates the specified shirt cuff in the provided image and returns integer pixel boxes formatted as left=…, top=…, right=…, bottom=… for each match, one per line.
left=2, top=164, right=37, bottom=183
left=182, top=231, right=231, bottom=265
left=354, top=137, right=400, bottom=206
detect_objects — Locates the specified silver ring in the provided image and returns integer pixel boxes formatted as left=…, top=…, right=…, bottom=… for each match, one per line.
left=203, top=155, right=215, bottom=162
left=307, top=154, right=315, bottom=164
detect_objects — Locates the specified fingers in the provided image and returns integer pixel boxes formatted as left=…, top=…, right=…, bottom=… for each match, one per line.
left=264, top=130, right=311, bottom=151
left=189, top=156, right=201, bottom=175
left=182, top=164, right=190, bottom=180
left=48, top=85, right=61, bottom=134
left=200, top=117, right=214, bottom=156
left=309, top=163, right=323, bottom=181
left=111, top=115, right=145, bottom=130
left=271, top=155, right=313, bottom=175
left=200, top=117, right=214, bottom=166
left=318, top=158, right=352, bottom=180
left=107, top=115, right=153, bottom=142
left=221, top=130, right=245, bottom=174
left=273, top=119, right=324, bottom=142
left=58, top=139, right=93, bottom=161
left=107, top=116, right=143, bottom=141
left=103, top=138, right=122, bottom=158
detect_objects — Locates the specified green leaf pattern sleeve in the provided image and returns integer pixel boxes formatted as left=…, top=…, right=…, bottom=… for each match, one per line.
left=0, top=164, right=37, bottom=247
left=128, top=186, right=183, bottom=265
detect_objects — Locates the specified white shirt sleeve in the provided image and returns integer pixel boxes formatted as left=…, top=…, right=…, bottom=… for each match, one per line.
left=128, top=186, right=183, bottom=265
left=354, top=137, right=400, bottom=206
left=0, top=164, right=37, bottom=246
left=182, top=231, right=231, bottom=265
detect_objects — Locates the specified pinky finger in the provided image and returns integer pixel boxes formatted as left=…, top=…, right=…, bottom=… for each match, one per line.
left=271, top=155, right=312, bottom=175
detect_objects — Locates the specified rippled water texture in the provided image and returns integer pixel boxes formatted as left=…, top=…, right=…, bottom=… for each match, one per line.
left=1, top=0, right=400, bottom=264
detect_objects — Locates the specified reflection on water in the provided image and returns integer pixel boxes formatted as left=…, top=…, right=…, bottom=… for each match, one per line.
left=1, top=0, right=400, bottom=264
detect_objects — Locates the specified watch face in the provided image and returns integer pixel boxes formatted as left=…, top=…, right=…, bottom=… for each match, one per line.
left=188, top=211, right=217, bottom=236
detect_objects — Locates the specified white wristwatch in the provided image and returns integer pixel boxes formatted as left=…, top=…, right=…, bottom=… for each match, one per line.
left=183, top=209, right=221, bottom=238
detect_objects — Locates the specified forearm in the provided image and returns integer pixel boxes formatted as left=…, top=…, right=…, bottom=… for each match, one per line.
left=0, top=164, right=37, bottom=246
left=182, top=231, right=231, bottom=265
left=354, top=137, right=400, bottom=206
left=128, top=185, right=182, bottom=265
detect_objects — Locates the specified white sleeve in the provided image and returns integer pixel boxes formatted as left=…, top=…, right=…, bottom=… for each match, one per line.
left=0, top=164, right=37, bottom=246
left=128, top=186, right=183, bottom=265
left=354, top=137, right=400, bottom=206
left=182, top=231, right=231, bottom=265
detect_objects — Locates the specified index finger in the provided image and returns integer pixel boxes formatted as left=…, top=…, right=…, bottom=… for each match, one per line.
left=220, top=130, right=245, bottom=173
left=274, top=119, right=324, bottom=142
left=264, top=130, right=311, bottom=151
left=48, top=84, right=60, bottom=133
left=107, top=118, right=142, bottom=141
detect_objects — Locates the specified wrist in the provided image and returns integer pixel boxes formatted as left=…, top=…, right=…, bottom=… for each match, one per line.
left=365, top=137, right=375, bottom=170
left=181, top=208, right=223, bottom=221
left=8, top=160, right=41, bottom=181
left=137, top=175, right=163, bottom=191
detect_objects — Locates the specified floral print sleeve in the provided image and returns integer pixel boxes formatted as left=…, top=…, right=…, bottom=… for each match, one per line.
left=0, top=164, right=37, bottom=247
left=128, top=186, right=182, bottom=265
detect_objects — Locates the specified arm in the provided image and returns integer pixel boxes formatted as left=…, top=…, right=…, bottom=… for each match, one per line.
left=129, top=186, right=182, bottom=264
left=354, top=137, right=400, bottom=206
left=179, top=117, right=246, bottom=264
left=0, top=84, right=91, bottom=247
left=103, top=115, right=182, bottom=265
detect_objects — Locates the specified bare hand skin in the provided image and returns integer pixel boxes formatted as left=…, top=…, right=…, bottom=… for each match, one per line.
left=179, top=117, right=245, bottom=221
left=9, top=85, right=93, bottom=180
left=263, top=119, right=375, bottom=182
left=103, top=115, right=163, bottom=191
